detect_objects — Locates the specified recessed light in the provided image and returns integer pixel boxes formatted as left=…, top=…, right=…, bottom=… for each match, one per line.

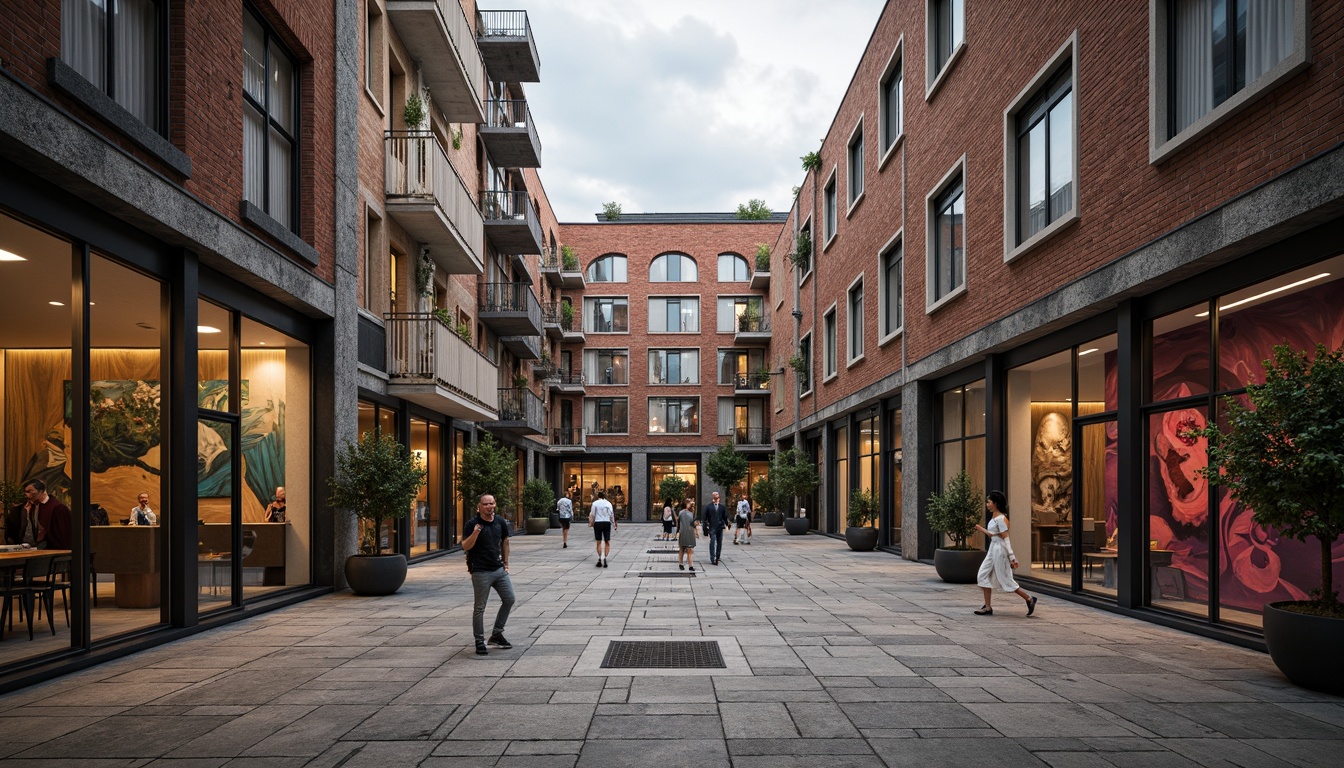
left=259, top=341, right=267, bottom=345
left=0, top=249, right=25, bottom=262
left=197, top=325, right=221, bottom=334
left=1196, top=273, right=1331, bottom=317
left=49, top=301, right=64, bottom=306
left=1078, top=348, right=1100, bottom=356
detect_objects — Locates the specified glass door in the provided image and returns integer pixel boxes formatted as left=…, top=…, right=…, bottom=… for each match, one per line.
left=197, top=416, right=239, bottom=611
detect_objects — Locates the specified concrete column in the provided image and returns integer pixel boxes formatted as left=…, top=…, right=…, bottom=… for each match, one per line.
left=901, top=379, right=936, bottom=560
left=631, top=455, right=649, bottom=522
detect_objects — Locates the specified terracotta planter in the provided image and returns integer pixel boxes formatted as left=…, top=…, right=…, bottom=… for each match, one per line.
left=345, top=554, right=407, bottom=596
left=845, top=526, right=878, bottom=551
left=1262, top=601, right=1344, bottom=695
left=524, top=517, right=550, bottom=535
left=763, top=512, right=784, bottom=527
left=784, top=517, right=810, bottom=535
left=933, top=548, right=985, bottom=584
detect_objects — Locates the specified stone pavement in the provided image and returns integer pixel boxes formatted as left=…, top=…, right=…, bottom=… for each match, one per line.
left=0, top=526, right=1341, bottom=767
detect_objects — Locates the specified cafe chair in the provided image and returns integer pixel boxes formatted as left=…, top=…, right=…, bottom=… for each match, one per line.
left=47, top=554, right=74, bottom=627
left=17, top=555, right=60, bottom=637
left=0, top=566, right=37, bottom=641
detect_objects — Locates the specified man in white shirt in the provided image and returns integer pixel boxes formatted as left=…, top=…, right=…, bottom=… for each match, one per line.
left=556, top=493, right=573, bottom=549
left=734, top=494, right=752, bottom=545
left=588, top=490, right=617, bottom=568
left=129, top=493, right=157, bottom=526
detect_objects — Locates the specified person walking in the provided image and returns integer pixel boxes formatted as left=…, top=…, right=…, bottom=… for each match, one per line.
left=589, top=489, right=617, bottom=568
left=973, top=490, right=1037, bottom=617
left=733, top=494, right=752, bottom=545
left=661, top=499, right=676, bottom=541
left=701, top=491, right=730, bottom=566
left=462, top=494, right=516, bottom=655
left=557, top=493, right=573, bottom=548
left=676, top=500, right=698, bottom=571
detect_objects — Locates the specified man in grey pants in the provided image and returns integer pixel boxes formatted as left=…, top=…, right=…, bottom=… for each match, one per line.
left=462, top=494, right=515, bottom=655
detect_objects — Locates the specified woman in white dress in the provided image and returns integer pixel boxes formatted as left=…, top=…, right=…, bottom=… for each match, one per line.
left=974, top=490, right=1038, bottom=616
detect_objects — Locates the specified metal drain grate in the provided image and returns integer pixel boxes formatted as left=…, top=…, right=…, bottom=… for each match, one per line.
left=646, top=548, right=679, bottom=553
left=601, top=640, right=725, bottom=669
left=638, top=571, right=696, bottom=578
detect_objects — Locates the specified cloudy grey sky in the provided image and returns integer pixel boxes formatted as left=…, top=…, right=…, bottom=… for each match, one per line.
left=479, top=0, right=886, bottom=222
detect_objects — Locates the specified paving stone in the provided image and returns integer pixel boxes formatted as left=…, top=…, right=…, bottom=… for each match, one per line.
left=869, top=737, right=1050, bottom=766
left=449, top=705, right=594, bottom=741
left=786, top=702, right=862, bottom=738
left=575, top=739, right=728, bottom=766
left=587, top=714, right=722, bottom=740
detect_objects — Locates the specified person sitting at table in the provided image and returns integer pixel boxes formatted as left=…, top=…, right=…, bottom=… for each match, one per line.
left=4, top=479, right=72, bottom=550
left=128, top=493, right=157, bottom=526
left=265, top=487, right=286, bottom=523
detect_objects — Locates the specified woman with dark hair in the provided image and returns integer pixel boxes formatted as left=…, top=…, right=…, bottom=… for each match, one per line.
left=973, top=490, right=1038, bottom=616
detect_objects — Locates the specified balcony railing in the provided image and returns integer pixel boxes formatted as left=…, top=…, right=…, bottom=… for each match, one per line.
left=737, top=314, right=771, bottom=333
left=550, top=371, right=585, bottom=387
left=386, top=0, right=485, bottom=123
left=476, top=10, right=540, bottom=83
left=550, top=427, right=586, bottom=448
left=478, top=9, right=531, bottom=37
left=384, top=312, right=498, bottom=420
left=492, top=386, right=545, bottom=434
left=482, top=99, right=542, bottom=168
left=732, top=426, right=770, bottom=447
left=734, top=372, right=773, bottom=391
left=543, top=301, right=577, bottom=332
left=480, top=189, right=543, bottom=254
left=384, top=131, right=484, bottom=274
left=480, top=281, right=541, bottom=315
left=541, top=246, right=584, bottom=288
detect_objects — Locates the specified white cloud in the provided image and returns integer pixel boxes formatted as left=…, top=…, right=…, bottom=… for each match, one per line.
left=478, top=0, right=884, bottom=221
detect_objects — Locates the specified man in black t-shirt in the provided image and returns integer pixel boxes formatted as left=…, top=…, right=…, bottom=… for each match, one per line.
left=462, top=494, right=515, bottom=656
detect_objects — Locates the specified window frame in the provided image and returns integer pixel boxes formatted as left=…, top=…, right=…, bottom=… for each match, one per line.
left=648, top=348, right=701, bottom=386
left=583, top=296, right=630, bottom=334
left=878, top=230, right=904, bottom=344
left=798, top=332, right=814, bottom=396
left=647, top=397, right=701, bottom=435
left=586, top=254, right=628, bottom=283
left=847, top=274, right=865, bottom=366
left=1003, top=33, right=1080, bottom=263
left=243, top=5, right=302, bottom=235
left=649, top=253, right=699, bottom=283
left=925, top=155, right=968, bottom=313
left=364, top=0, right=385, bottom=111
left=878, top=36, right=905, bottom=170
left=717, top=252, right=750, bottom=282
left=822, top=166, right=839, bottom=248
left=716, top=295, right=764, bottom=334
left=846, top=116, right=866, bottom=214
left=1148, top=0, right=1311, bottom=164
left=585, top=397, right=630, bottom=435
left=822, top=303, right=839, bottom=382
left=648, top=296, right=701, bottom=334
left=926, top=0, right=966, bottom=100
left=798, top=216, right=815, bottom=283
left=585, top=348, right=630, bottom=386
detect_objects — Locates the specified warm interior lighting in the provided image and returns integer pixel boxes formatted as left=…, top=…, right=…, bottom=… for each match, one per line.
left=48, top=301, right=64, bottom=306
left=1196, top=273, right=1331, bottom=317
left=197, top=325, right=222, bottom=334
left=1078, top=348, right=1100, bottom=356
left=0, top=248, right=25, bottom=261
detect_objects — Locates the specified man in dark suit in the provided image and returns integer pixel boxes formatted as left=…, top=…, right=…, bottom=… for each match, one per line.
left=701, top=492, right=731, bottom=566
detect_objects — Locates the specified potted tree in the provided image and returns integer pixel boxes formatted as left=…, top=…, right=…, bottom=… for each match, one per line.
left=328, top=432, right=427, bottom=596
left=561, top=244, right=580, bottom=272
left=521, top=478, right=555, bottom=536
left=706, top=441, right=748, bottom=503
left=772, top=448, right=819, bottom=535
left=927, top=470, right=986, bottom=583
left=1193, top=343, right=1344, bottom=694
left=658, top=474, right=690, bottom=516
left=560, top=301, right=576, bottom=332
left=846, top=488, right=879, bottom=551
left=751, top=474, right=781, bottom=526
left=457, top=434, right=519, bottom=528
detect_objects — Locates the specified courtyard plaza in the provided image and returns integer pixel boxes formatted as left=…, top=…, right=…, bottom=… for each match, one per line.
left=0, top=526, right=1340, bottom=767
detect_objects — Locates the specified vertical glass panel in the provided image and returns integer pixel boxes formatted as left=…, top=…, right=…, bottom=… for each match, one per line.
left=1148, top=408, right=1210, bottom=618
left=450, top=429, right=466, bottom=547
left=1004, top=350, right=1071, bottom=588
left=1079, top=421, right=1118, bottom=599
left=409, top=419, right=432, bottom=556
left=963, top=379, right=986, bottom=437
left=63, top=0, right=109, bottom=90
left=938, top=442, right=962, bottom=486
left=197, top=416, right=236, bottom=612
left=242, top=12, right=266, bottom=101
left=1217, top=260, right=1344, bottom=391
left=939, top=389, right=963, bottom=440
left=197, top=299, right=231, bottom=411
left=1048, top=91, right=1074, bottom=218
left=89, top=254, right=166, bottom=641
left=887, top=409, right=903, bottom=545
left=1023, top=122, right=1046, bottom=238
left=1151, top=304, right=1209, bottom=401
left=1077, top=334, right=1119, bottom=411
left=357, top=401, right=376, bottom=441
left=964, top=437, right=986, bottom=499
left=378, top=406, right=398, bottom=440
left=267, top=127, right=292, bottom=229
left=268, top=41, right=294, bottom=132
left=240, top=316, right=310, bottom=600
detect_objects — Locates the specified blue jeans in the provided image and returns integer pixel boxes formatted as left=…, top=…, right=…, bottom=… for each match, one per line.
left=708, top=527, right=724, bottom=562
left=471, top=568, right=515, bottom=644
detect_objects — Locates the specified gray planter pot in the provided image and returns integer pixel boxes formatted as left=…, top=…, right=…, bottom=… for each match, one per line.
left=1263, top=601, right=1344, bottom=695
left=525, top=517, right=550, bottom=535
left=763, top=512, right=784, bottom=527
left=933, top=548, right=985, bottom=584
left=784, top=517, right=810, bottom=535
left=846, top=526, right=879, bottom=551
left=345, top=554, right=407, bottom=596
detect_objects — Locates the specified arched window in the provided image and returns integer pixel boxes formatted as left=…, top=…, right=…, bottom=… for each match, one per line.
left=718, top=253, right=749, bottom=282
left=649, top=253, right=698, bottom=282
left=587, top=254, right=627, bottom=283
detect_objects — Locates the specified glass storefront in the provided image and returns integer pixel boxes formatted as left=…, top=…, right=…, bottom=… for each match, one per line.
left=934, top=380, right=985, bottom=548
left=648, top=460, right=697, bottom=521
left=564, top=461, right=631, bottom=520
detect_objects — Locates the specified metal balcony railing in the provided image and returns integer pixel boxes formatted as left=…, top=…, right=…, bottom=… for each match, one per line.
left=496, top=386, right=544, bottom=430
left=550, top=371, right=585, bottom=387
left=384, top=312, right=498, bottom=411
left=541, top=246, right=581, bottom=273
left=477, top=9, right=531, bottom=37
left=550, top=427, right=586, bottom=447
left=734, top=372, right=772, bottom=390
left=543, top=301, right=577, bottom=331
left=733, top=426, right=770, bottom=446
left=480, top=189, right=532, bottom=221
left=480, top=281, right=541, bottom=316
left=737, top=313, right=771, bottom=333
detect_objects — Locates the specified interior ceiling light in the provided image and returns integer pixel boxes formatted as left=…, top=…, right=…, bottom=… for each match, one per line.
left=0, top=248, right=25, bottom=261
left=48, top=301, right=64, bottom=306
left=1077, top=348, right=1100, bottom=356
left=197, top=325, right=222, bottom=334
left=1196, top=273, right=1331, bottom=317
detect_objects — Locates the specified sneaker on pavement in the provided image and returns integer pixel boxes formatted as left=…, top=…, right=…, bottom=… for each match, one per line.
left=488, top=633, right=512, bottom=649
left=475, top=644, right=489, bottom=655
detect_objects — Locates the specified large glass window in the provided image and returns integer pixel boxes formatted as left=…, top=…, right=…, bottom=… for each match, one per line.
left=584, top=397, right=628, bottom=434
left=885, top=407, right=904, bottom=546
left=823, top=308, right=837, bottom=378
left=823, top=176, right=838, bottom=242
left=834, top=425, right=849, bottom=531
left=798, top=334, right=813, bottom=394
left=648, top=398, right=699, bottom=434
left=882, top=241, right=903, bottom=336
left=717, top=398, right=766, bottom=445
left=717, top=349, right=767, bottom=386
left=584, top=297, right=629, bottom=333
left=62, top=0, right=164, bottom=131
left=564, top=461, right=631, bottom=520
left=932, top=0, right=965, bottom=77
left=718, top=253, right=749, bottom=282
left=881, top=55, right=903, bottom=152
left=408, top=418, right=442, bottom=557
left=243, top=8, right=299, bottom=232
left=934, top=379, right=985, bottom=548
left=649, top=297, right=699, bottom=333
left=648, top=349, right=699, bottom=385
left=931, top=176, right=965, bottom=303
left=848, top=124, right=864, bottom=205
left=1015, top=64, right=1074, bottom=244
left=584, top=349, right=628, bottom=385
left=650, top=461, right=698, bottom=519
left=848, top=280, right=865, bottom=361
left=717, top=296, right=763, bottom=333
left=587, top=254, right=627, bottom=283
left=649, top=253, right=698, bottom=282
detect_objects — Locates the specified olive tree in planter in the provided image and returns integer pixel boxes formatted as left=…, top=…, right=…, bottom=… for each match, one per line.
left=658, top=474, right=690, bottom=515
left=753, top=474, right=784, bottom=526
left=706, top=441, right=748, bottom=501
left=773, top=448, right=819, bottom=535
left=1192, top=343, right=1344, bottom=694
left=927, top=470, right=985, bottom=583
left=328, top=432, right=427, bottom=596
left=522, top=478, right=555, bottom=535
left=458, top=434, right=519, bottom=527
left=846, top=488, right=879, bottom=551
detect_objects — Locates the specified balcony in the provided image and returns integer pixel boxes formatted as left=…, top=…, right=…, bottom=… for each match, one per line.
left=735, top=313, right=771, bottom=346
left=532, top=357, right=559, bottom=378
left=485, top=387, right=544, bottom=436
left=482, top=99, right=541, bottom=168
left=384, top=312, right=499, bottom=422
left=733, top=372, right=772, bottom=395
left=751, top=269, right=771, bottom=290
left=732, top=426, right=771, bottom=450
left=384, top=132, right=485, bottom=275
left=476, top=10, right=540, bottom=83
left=479, top=281, right=543, bottom=337
left=549, top=427, right=586, bottom=452
left=481, top=189, right=543, bottom=255
left=542, top=302, right=584, bottom=344
left=547, top=371, right=585, bottom=396
left=386, top=1, right=485, bottom=124
left=540, top=246, right=586, bottom=289
left=501, top=335, right=541, bottom=360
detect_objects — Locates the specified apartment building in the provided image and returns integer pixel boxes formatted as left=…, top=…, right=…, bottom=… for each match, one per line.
left=769, top=0, right=1344, bottom=641
left=548, top=214, right=783, bottom=521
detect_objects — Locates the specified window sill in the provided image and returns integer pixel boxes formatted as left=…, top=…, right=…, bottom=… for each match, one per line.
left=925, top=282, right=967, bottom=315
left=240, top=201, right=320, bottom=266
left=822, top=231, right=838, bottom=253
left=878, top=133, right=904, bottom=171
left=823, top=370, right=838, bottom=384
left=47, top=57, right=192, bottom=178
left=846, top=353, right=865, bottom=369
left=363, top=86, right=386, bottom=117
left=846, top=191, right=865, bottom=219
left=878, top=328, right=903, bottom=348
left=925, top=42, right=966, bottom=102
left=1005, top=210, right=1079, bottom=264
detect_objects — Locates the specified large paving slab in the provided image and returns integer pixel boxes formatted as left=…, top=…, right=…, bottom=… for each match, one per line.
left=0, top=525, right=1342, bottom=766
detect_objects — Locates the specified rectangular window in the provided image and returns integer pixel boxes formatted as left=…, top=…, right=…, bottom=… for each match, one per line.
left=648, top=350, right=700, bottom=385
left=930, top=169, right=966, bottom=304
left=881, top=241, right=903, bottom=336
left=716, top=296, right=763, bottom=333
left=848, top=280, right=865, bottom=361
left=823, top=308, right=838, bottom=378
left=243, top=8, right=299, bottom=233
left=881, top=54, right=903, bottom=151
left=799, top=334, right=813, bottom=394
left=823, top=176, right=838, bottom=242
left=932, top=0, right=965, bottom=77
left=1016, top=64, right=1075, bottom=244
left=584, top=349, right=629, bottom=385
left=648, top=398, right=700, bottom=434
left=719, top=398, right=766, bottom=442
left=584, top=297, right=629, bottom=333
left=649, top=297, right=699, bottom=333
left=584, top=398, right=629, bottom=434
left=717, top=349, right=766, bottom=385
left=62, top=0, right=164, bottom=132
left=848, top=124, right=864, bottom=206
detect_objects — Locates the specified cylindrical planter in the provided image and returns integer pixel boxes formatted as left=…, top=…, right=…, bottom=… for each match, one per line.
left=933, top=548, right=986, bottom=584
left=1263, top=601, right=1344, bottom=695
left=763, top=512, right=784, bottom=527
left=784, top=517, right=810, bottom=535
left=345, top=554, right=408, bottom=596
left=845, top=526, right=879, bottom=551
left=525, top=517, right=550, bottom=535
